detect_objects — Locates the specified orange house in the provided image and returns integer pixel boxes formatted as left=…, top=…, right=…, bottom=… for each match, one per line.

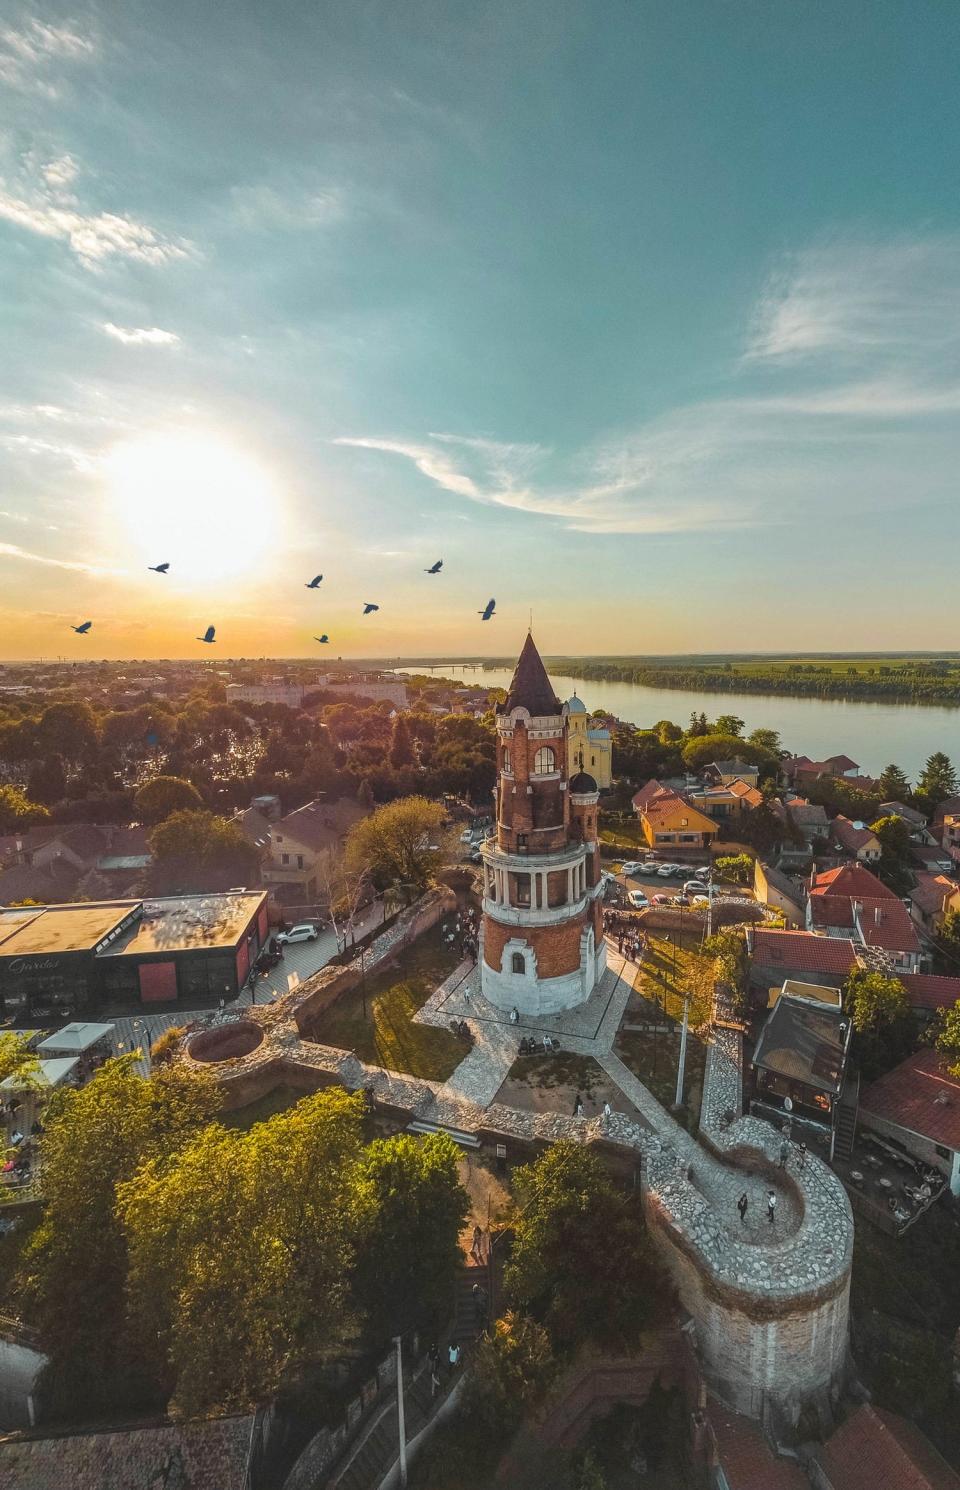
left=638, top=794, right=720, bottom=852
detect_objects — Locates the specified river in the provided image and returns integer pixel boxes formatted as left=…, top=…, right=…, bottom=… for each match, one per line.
left=396, top=665, right=960, bottom=781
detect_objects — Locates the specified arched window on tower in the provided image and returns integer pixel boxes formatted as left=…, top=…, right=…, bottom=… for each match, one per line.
left=533, top=745, right=556, bottom=775
left=502, top=746, right=511, bottom=773
left=511, top=952, right=526, bottom=975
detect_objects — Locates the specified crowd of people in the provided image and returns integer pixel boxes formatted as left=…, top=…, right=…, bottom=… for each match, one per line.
left=603, top=909, right=647, bottom=963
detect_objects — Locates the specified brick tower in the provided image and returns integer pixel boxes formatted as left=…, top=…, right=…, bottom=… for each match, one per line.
left=479, top=634, right=607, bottom=1014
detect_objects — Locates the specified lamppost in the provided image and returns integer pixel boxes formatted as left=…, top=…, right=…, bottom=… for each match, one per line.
left=394, top=1335, right=408, bottom=1489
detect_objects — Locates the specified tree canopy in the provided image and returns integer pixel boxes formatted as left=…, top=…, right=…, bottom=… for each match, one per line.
left=916, top=753, right=958, bottom=811
left=844, top=969, right=915, bottom=1080
left=504, top=1142, right=666, bottom=1350
left=0, top=784, right=48, bottom=834
left=148, top=808, right=261, bottom=892
left=134, top=774, right=204, bottom=824
left=345, top=795, right=445, bottom=901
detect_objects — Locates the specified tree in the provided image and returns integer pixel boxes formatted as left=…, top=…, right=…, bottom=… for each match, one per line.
left=713, top=853, right=753, bottom=885
left=148, top=809, right=261, bottom=892
left=935, top=998, right=960, bottom=1078
left=134, top=774, right=204, bottom=824
left=878, top=763, right=912, bottom=802
left=654, top=720, right=683, bottom=745
left=36, top=701, right=98, bottom=763
left=713, top=715, right=745, bottom=738
left=389, top=716, right=416, bottom=769
left=352, top=1133, right=468, bottom=1341
left=345, top=796, right=445, bottom=902
left=0, top=1032, right=40, bottom=1089
left=844, top=969, right=915, bottom=1080
left=916, top=753, right=958, bottom=811
left=26, top=754, right=66, bottom=806
left=357, top=777, right=375, bottom=808
left=869, top=815, right=915, bottom=894
left=460, top=1312, right=555, bottom=1442
left=681, top=734, right=777, bottom=776
left=21, top=1060, right=221, bottom=1417
left=748, top=728, right=782, bottom=756
left=0, top=784, right=48, bottom=834
left=118, top=1088, right=365, bottom=1415
left=732, top=800, right=786, bottom=857
left=505, top=1142, right=666, bottom=1350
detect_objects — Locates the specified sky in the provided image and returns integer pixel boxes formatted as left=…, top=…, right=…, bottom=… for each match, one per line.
left=1, top=0, right=959, bottom=661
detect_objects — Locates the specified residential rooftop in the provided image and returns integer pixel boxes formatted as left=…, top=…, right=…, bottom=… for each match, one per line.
left=861, top=1049, right=960, bottom=1153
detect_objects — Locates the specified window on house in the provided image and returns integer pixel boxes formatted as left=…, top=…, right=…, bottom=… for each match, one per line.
left=533, top=746, right=555, bottom=774
left=513, top=873, right=531, bottom=906
left=281, top=853, right=290, bottom=865
left=511, top=952, right=526, bottom=975
left=297, top=855, right=304, bottom=869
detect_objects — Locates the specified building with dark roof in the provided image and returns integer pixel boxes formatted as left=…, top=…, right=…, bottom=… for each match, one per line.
left=0, top=892, right=268, bottom=1021
left=748, top=928, right=860, bottom=998
left=810, top=1402, right=960, bottom=1489
left=0, top=1412, right=256, bottom=1490
left=751, top=985, right=853, bottom=1134
left=860, top=1049, right=960, bottom=1194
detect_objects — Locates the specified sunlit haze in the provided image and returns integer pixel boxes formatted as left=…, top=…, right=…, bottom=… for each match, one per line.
left=2, top=3, right=959, bottom=659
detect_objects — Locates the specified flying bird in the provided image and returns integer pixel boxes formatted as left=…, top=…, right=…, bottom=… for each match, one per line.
left=305, top=575, right=323, bottom=589
left=425, top=560, right=443, bottom=574
left=197, top=625, right=216, bottom=644
left=148, top=562, right=170, bottom=574
left=479, top=599, right=496, bottom=621
left=71, top=620, right=93, bottom=634
left=314, top=634, right=329, bottom=644
left=363, top=603, right=379, bottom=615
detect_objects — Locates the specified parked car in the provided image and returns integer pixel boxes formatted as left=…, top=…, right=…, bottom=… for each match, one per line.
left=460, top=829, right=474, bottom=842
left=695, top=865, right=711, bottom=880
left=683, top=880, right=706, bottom=896
left=620, top=860, right=648, bottom=877
left=628, top=890, right=649, bottom=908
left=276, top=923, right=319, bottom=945
left=469, top=849, right=483, bottom=863
left=651, top=893, right=672, bottom=904
left=657, top=863, right=680, bottom=877
left=691, top=895, right=710, bottom=906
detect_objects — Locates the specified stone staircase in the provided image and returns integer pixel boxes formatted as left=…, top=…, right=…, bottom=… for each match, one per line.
left=327, top=1366, right=435, bottom=1490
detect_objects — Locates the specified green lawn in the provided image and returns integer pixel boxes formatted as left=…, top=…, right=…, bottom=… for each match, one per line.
left=600, top=818, right=648, bottom=851
left=309, top=927, right=471, bottom=1081
left=614, top=935, right=712, bottom=1119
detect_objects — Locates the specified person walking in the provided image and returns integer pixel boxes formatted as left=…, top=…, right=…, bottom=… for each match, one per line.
left=574, top=1093, right=584, bottom=1118
left=603, top=1101, right=613, bottom=1119
left=737, top=1191, right=748, bottom=1224
left=472, top=1282, right=489, bottom=1331
left=798, top=1142, right=807, bottom=1168
left=778, top=1141, right=788, bottom=1169
left=448, top=1342, right=460, bottom=1372
left=470, top=1224, right=484, bottom=1265
left=767, top=1189, right=777, bottom=1226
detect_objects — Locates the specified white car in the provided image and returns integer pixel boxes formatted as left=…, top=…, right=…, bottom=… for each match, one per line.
left=276, top=923, right=319, bottom=945
left=684, top=880, right=706, bottom=896
left=628, top=890, right=649, bottom=908
left=657, top=863, right=679, bottom=877
left=620, top=860, right=648, bottom=877
left=695, top=865, right=711, bottom=880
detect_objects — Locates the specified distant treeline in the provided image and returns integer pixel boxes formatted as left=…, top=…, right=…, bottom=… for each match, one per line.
left=547, top=660, right=960, bottom=707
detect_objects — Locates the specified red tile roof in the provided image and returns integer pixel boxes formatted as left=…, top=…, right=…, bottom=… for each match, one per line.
left=861, top=1049, right=960, bottom=1153
left=911, top=872, right=960, bottom=917
left=831, top=816, right=879, bottom=854
left=728, top=778, right=764, bottom=806
left=815, top=1403, right=960, bottom=1490
left=809, top=897, right=857, bottom=930
left=855, top=897, right=922, bottom=954
left=899, top=972, right=960, bottom=1013
left=825, top=753, right=860, bottom=772
left=751, top=929, right=859, bottom=975
left=706, top=1402, right=808, bottom=1489
left=811, top=863, right=895, bottom=899
left=631, top=779, right=672, bottom=810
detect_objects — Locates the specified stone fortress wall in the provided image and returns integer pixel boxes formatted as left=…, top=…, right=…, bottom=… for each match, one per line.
left=176, top=889, right=853, bottom=1430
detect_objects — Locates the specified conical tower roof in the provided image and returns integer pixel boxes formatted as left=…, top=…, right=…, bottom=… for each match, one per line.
left=498, top=633, right=561, bottom=716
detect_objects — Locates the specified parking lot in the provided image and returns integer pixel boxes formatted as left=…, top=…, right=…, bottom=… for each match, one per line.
left=606, top=857, right=756, bottom=911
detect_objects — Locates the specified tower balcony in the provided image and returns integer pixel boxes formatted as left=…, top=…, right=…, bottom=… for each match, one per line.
left=480, top=837, right=599, bottom=924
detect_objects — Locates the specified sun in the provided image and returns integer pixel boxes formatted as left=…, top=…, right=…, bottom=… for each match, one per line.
left=104, top=432, right=279, bottom=583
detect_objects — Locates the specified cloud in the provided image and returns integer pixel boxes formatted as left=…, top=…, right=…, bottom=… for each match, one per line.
left=102, top=322, right=181, bottom=347
left=0, top=17, right=95, bottom=93
left=0, top=541, right=116, bottom=575
left=746, top=237, right=960, bottom=365
left=0, top=152, right=194, bottom=270
left=337, top=234, right=960, bottom=535
left=230, top=183, right=346, bottom=231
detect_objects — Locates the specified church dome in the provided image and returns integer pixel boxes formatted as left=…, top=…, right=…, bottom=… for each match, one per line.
left=565, top=695, right=587, bottom=714
left=569, top=770, right=598, bottom=794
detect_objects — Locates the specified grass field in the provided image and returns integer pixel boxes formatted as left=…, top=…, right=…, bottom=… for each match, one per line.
left=308, top=927, right=470, bottom=1080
